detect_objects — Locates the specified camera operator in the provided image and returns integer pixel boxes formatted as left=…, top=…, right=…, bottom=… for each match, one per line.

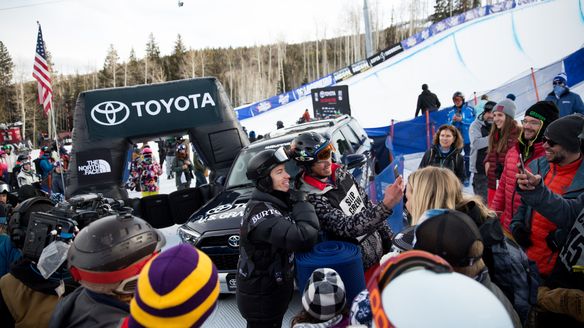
left=49, top=213, right=165, bottom=328
left=0, top=197, right=75, bottom=328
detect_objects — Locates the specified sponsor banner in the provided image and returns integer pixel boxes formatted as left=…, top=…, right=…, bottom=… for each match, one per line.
left=311, top=85, right=351, bottom=119
left=488, top=0, right=516, bottom=13
left=350, top=59, right=371, bottom=75
left=249, top=90, right=296, bottom=117
left=294, top=74, right=335, bottom=99
left=367, top=43, right=404, bottom=67
left=236, top=106, right=253, bottom=120
left=333, top=67, right=354, bottom=83
left=76, top=148, right=115, bottom=185
left=463, top=6, right=489, bottom=21
left=84, top=79, right=222, bottom=140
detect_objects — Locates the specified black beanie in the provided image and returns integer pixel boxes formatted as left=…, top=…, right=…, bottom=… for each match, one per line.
left=524, top=101, right=559, bottom=142
left=545, top=114, right=584, bottom=153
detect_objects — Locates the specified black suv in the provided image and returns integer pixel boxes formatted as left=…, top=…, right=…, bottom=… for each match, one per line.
left=178, top=115, right=374, bottom=293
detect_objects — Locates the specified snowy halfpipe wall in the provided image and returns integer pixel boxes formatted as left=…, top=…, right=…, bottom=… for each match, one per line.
left=238, top=0, right=584, bottom=135
left=68, top=77, right=248, bottom=199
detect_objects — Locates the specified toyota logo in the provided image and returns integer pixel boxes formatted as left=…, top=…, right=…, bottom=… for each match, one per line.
left=90, top=101, right=130, bottom=126
left=228, top=235, right=240, bottom=248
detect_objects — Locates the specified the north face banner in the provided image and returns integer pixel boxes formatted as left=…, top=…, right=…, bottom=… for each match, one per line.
left=84, top=79, right=222, bottom=140
left=76, top=148, right=115, bottom=185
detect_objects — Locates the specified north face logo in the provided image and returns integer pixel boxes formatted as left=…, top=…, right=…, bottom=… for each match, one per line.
left=78, top=159, right=112, bottom=176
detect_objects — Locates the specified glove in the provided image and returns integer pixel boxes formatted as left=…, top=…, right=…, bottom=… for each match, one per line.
left=546, top=230, right=560, bottom=252
left=289, top=190, right=308, bottom=203
left=512, top=223, right=532, bottom=248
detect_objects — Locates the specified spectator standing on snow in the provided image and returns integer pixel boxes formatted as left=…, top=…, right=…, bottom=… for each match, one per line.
left=469, top=101, right=495, bottom=202
left=164, top=137, right=178, bottom=179
left=415, top=83, right=441, bottom=117
left=484, top=99, right=520, bottom=205
left=173, top=144, right=194, bottom=190
left=545, top=73, right=584, bottom=117
left=419, top=124, right=466, bottom=183
left=447, top=91, right=475, bottom=186
left=491, top=101, right=559, bottom=233
left=511, top=115, right=584, bottom=278
left=138, top=147, right=162, bottom=197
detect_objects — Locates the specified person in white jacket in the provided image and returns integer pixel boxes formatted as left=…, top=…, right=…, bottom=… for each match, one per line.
left=17, top=160, right=40, bottom=188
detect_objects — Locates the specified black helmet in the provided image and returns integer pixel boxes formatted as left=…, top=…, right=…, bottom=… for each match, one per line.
left=483, top=101, right=497, bottom=112
left=452, top=91, right=465, bottom=102
left=276, top=120, right=284, bottom=129
left=17, top=154, right=28, bottom=162
left=68, top=213, right=165, bottom=289
left=246, top=147, right=289, bottom=181
left=290, top=132, right=333, bottom=166
left=246, top=147, right=289, bottom=192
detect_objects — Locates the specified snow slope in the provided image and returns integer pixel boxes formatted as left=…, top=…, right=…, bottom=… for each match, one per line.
left=239, top=0, right=584, bottom=135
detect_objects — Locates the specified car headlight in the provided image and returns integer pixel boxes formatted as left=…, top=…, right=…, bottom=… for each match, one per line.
left=178, top=226, right=201, bottom=245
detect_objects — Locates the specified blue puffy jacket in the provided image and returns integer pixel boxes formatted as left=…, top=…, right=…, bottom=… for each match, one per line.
left=545, top=88, right=584, bottom=117
left=0, top=234, right=21, bottom=276
left=447, top=104, right=475, bottom=144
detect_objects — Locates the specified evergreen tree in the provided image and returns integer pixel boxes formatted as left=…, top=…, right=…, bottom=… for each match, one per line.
left=127, top=48, right=144, bottom=86
left=167, top=34, right=188, bottom=81
left=100, top=44, right=119, bottom=87
left=0, top=41, right=16, bottom=122
left=431, top=0, right=453, bottom=23
left=145, top=33, right=165, bottom=83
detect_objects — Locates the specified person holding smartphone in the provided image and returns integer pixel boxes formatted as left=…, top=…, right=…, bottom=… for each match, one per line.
left=510, top=115, right=584, bottom=278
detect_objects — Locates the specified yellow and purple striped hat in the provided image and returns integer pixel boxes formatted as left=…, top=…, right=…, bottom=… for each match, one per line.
left=127, top=244, right=219, bottom=328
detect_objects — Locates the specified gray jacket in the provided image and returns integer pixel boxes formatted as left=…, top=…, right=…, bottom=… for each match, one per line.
left=469, top=117, right=490, bottom=174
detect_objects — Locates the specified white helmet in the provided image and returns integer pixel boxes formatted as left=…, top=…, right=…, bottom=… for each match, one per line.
left=381, top=269, right=513, bottom=327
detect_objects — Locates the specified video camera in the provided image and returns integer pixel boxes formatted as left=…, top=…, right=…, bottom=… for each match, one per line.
left=21, top=193, right=130, bottom=262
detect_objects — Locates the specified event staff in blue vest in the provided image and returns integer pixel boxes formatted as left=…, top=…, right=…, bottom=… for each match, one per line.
left=447, top=91, right=476, bottom=186
left=290, top=132, right=404, bottom=279
left=237, top=147, right=319, bottom=328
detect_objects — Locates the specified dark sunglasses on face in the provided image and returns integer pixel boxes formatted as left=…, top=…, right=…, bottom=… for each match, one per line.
left=552, top=81, right=565, bottom=86
left=542, top=136, right=557, bottom=147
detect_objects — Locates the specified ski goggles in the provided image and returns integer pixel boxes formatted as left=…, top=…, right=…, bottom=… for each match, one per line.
left=367, top=250, right=452, bottom=328
left=273, top=146, right=290, bottom=163
left=316, top=143, right=335, bottom=161
left=0, top=183, right=9, bottom=194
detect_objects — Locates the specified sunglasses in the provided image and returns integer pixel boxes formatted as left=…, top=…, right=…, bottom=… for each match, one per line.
left=552, top=81, right=565, bottom=86
left=542, top=136, right=557, bottom=147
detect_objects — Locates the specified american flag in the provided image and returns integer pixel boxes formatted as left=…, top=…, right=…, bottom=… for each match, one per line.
left=33, top=24, right=52, bottom=115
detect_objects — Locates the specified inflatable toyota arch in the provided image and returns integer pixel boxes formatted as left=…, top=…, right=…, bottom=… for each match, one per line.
left=67, top=77, right=249, bottom=199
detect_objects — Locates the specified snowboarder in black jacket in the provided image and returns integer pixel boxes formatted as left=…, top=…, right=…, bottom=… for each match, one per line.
left=236, top=147, right=319, bottom=328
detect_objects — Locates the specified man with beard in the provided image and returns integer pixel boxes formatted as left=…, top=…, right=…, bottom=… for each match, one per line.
left=469, top=101, right=495, bottom=201
left=511, top=114, right=584, bottom=278
left=491, top=101, right=559, bottom=233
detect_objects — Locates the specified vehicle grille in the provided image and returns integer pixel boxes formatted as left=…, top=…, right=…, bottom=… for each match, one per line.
left=209, top=254, right=239, bottom=270
left=198, top=235, right=230, bottom=247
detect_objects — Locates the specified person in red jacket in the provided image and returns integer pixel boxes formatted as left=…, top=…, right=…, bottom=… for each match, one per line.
left=484, top=99, right=520, bottom=205
left=511, top=114, right=584, bottom=277
left=491, top=101, right=559, bottom=232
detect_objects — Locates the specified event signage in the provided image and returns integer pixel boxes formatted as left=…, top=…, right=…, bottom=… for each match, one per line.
left=333, top=67, right=354, bottom=83
left=350, top=60, right=371, bottom=75
left=367, top=43, right=404, bottom=67
left=84, top=79, right=222, bottom=139
left=76, top=148, right=115, bottom=185
left=311, top=85, right=351, bottom=119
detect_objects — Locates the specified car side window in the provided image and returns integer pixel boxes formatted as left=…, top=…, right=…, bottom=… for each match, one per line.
left=331, top=130, right=352, bottom=156
left=348, top=120, right=367, bottom=142
left=340, top=125, right=361, bottom=150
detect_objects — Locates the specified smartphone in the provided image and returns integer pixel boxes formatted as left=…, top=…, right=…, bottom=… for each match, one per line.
left=519, top=153, right=526, bottom=173
left=393, top=164, right=400, bottom=178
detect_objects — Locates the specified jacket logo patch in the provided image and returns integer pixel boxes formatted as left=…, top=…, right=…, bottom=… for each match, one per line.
left=339, top=185, right=364, bottom=216
left=250, top=208, right=281, bottom=226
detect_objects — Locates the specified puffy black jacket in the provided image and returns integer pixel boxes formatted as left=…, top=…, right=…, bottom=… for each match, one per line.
left=419, top=145, right=466, bottom=182
left=415, top=89, right=441, bottom=117
left=236, top=189, right=319, bottom=323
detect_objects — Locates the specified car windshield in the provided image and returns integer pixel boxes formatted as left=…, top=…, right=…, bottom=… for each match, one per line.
left=226, top=147, right=301, bottom=189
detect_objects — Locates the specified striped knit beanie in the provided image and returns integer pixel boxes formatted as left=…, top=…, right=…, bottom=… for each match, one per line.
left=127, top=244, right=219, bottom=328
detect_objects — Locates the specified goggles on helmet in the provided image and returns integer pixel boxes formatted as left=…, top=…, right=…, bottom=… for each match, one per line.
left=273, top=146, right=290, bottom=163
left=0, top=183, right=9, bottom=194
left=367, top=250, right=452, bottom=328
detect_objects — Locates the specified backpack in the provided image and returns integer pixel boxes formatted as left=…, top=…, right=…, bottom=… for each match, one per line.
left=33, top=157, right=43, bottom=175
left=481, top=219, right=540, bottom=324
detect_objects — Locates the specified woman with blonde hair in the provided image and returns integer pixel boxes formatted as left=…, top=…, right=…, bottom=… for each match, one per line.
left=418, top=124, right=466, bottom=183
left=405, top=166, right=494, bottom=226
